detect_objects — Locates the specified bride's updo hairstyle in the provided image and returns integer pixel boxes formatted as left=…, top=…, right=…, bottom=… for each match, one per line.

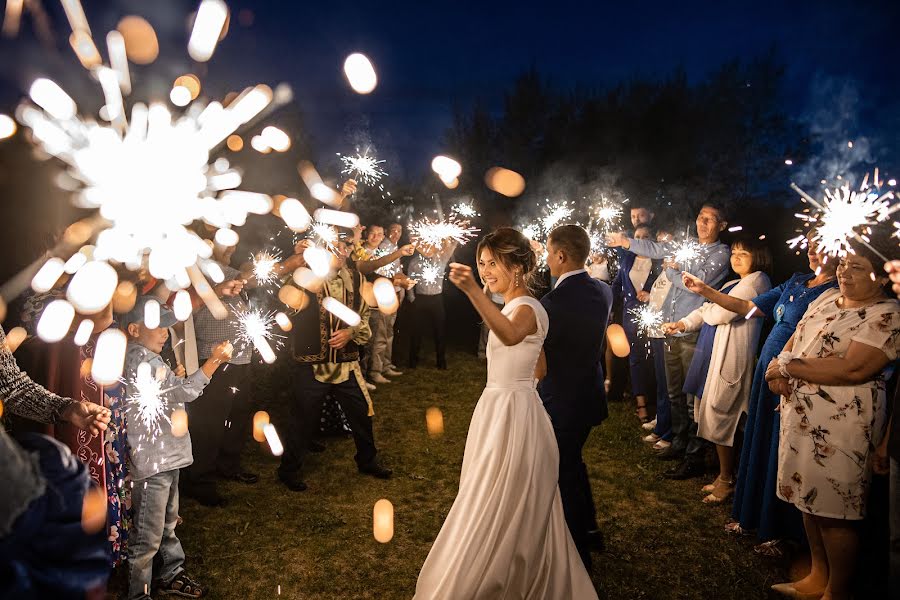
left=476, top=227, right=538, bottom=291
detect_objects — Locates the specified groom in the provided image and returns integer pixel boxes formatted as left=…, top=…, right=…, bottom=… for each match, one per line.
left=539, top=225, right=613, bottom=570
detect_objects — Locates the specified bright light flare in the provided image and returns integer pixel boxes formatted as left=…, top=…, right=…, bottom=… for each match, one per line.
left=73, top=319, right=94, bottom=346
left=129, top=361, right=167, bottom=438
left=628, top=305, right=663, bottom=337
left=431, top=155, right=461, bottom=184
left=313, top=208, right=359, bottom=229
left=0, top=114, right=16, bottom=139
left=31, top=257, right=65, bottom=292
left=233, top=306, right=283, bottom=359
left=409, top=216, right=479, bottom=248
left=36, top=299, right=75, bottom=342
left=373, top=277, right=398, bottom=313
left=30, top=78, right=77, bottom=120
left=251, top=249, right=282, bottom=286
left=173, top=290, right=192, bottom=321
left=343, top=53, right=377, bottom=94
left=303, top=246, right=333, bottom=278
left=322, top=296, right=360, bottom=327
left=188, top=0, right=229, bottom=62
left=541, top=201, right=574, bottom=232
left=66, top=260, right=118, bottom=315
left=144, top=299, right=160, bottom=328
left=280, top=198, right=311, bottom=231
left=260, top=126, right=290, bottom=152
left=451, top=201, right=479, bottom=218
left=91, top=328, right=127, bottom=385
left=373, top=499, right=394, bottom=543
left=671, top=239, right=702, bottom=264
left=262, top=423, right=284, bottom=455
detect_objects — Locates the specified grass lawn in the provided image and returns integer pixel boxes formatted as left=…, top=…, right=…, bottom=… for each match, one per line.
left=167, top=350, right=787, bottom=599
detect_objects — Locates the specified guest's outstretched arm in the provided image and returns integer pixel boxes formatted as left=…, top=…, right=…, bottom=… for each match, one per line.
left=448, top=262, right=536, bottom=346
left=681, top=272, right=763, bottom=319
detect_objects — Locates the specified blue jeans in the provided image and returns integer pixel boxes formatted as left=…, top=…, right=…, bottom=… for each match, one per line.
left=891, top=458, right=900, bottom=599
left=129, top=470, right=185, bottom=599
left=650, top=338, right=672, bottom=441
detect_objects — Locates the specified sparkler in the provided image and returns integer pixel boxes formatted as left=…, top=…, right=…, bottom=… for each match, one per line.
left=521, top=224, right=541, bottom=241
left=1, top=4, right=298, bottom=371
left=309, top=222, right=339, bottom=252
left=671, top=238, right=702, bottom=265
left=129, top=362, right=168, bottom=440
left=787, top=175, right=894, bottom=260
left=251, top=249, right=283, bottom=286
left=592, top=201, right=623, bottom=228
left=451, top=201, right=479, bottom=219
left=420, top=262, right=443, bottom=285
left=233, top=306, right=282, bottom=362
left=409, top=216, right=479, bottom=247
left=338, top=148, right=387, bottom=187
left=628, top=305, right=664, bottom=337
left=540, top=200, right=575, bottom=232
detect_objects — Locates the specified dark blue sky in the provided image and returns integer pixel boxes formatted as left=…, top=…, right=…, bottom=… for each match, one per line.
left=1, top=0, right=897, bottom=180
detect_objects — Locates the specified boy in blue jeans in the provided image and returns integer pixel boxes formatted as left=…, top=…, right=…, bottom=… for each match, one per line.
left=123, top=296, right=232, bottom=599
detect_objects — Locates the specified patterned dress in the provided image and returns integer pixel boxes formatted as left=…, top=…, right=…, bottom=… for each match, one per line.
left=777, top=289, right=900, bottom=519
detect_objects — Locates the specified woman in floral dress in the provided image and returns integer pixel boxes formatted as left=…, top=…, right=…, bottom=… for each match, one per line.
left=765, top=246, right=900, bottom=600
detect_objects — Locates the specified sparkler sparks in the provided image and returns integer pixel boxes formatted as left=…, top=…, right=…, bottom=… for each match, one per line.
left=309, top=222, right=339, bottom=252
left=628, top=305, right=664, bottom=337
left=251, top=249, right=282, bottom=286
left=788, top=176, right=894, bottom=260
left=233, top=306, right=283, bottom=363
left=592, top=202, right=623, bottom=227
left=129, top=362, right=167, bottom=439
left=671, top=238, right=702, bottom=264
left=409, top=216, right=479, bottom=247
left=419, top=261, right=443, bottom=285
left=540, top=200, right=575, bottom=232
left=450, top=201, right=479, bottom=219
left=338, top=148, right=387, bottom=187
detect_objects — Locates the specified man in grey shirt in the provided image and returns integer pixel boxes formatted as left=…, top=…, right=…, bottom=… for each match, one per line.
left=608, top=203, right=730, bottom=479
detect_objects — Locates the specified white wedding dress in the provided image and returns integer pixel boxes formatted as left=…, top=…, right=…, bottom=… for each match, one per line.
left=415, top=296, right=598, bottom=599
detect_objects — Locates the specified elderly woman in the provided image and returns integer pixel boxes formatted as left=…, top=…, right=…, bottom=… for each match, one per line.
left=666, top=237, right=772, bottom=502
left=765, top=243, right=899, bottom=600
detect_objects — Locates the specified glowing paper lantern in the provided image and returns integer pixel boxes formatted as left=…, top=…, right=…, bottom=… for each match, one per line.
left=91, top=329, right=127, bottom=385
left=373, top=499, right=394, bottom=543
left=425, top=407, right=444, bottom=438
left=343, top=53, right=377, bottom=94
left=171, top=409, right=189, bottom=437
left=606, top=324, right=630, bottom=358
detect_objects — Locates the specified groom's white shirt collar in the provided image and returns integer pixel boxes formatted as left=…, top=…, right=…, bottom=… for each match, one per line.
left=554, top=268, right=587, bottom=289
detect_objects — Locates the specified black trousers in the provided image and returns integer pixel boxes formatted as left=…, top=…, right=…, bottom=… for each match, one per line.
left=181, top=362, right=254, bottom=494
left=278, top=365, right=377, bottom=477
left=554, top=423, right=597, bottom=570
left=409, top=294, right=446, bottom=368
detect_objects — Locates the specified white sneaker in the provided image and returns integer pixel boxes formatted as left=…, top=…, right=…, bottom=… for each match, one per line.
left=369, top=373, right=392, bottom=384
left=365, top=381, right=377, bottom=391
left=642, top=418, right=657, bottom=432
left=383, top=367, right=403, bottom=377
left=653, top=439, right=671, bottom=451
left=643, top=433, right=661, bottom=443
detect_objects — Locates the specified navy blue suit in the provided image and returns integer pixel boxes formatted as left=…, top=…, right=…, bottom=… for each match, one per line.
left=538, top=271, right=612, bottom=568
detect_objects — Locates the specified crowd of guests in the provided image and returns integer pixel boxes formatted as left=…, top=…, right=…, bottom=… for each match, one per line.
left=600, top=203, right=899, bottom=599
left=2, top=185, right=899, bottom=599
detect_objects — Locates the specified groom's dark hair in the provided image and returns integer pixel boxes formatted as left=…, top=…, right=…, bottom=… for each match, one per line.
left=548, top=225, right=591, bottom=265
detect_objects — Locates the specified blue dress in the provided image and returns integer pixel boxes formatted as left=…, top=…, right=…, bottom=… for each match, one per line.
left=731, top=273, right=838, bottom=541
left=683, top=282, right=738, bottom=400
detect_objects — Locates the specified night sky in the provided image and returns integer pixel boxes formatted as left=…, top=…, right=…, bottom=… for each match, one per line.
left=1, top=0, right=898, bottom=181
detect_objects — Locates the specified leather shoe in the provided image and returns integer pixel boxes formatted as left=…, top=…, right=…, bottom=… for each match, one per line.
left=359, top=461, right=393, bottom=479
left=587, top=528, right=605, bottom=552
left=307, top=440, right=326, bottom=453
left=220, top=471, right=258, bottom=484
left=656, top=446, right=684, bottom=461
left=277, top=471, right=308, bottom=492
left=664, top=460, right=705, bottom=480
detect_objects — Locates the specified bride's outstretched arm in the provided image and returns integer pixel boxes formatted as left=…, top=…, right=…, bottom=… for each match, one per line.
left=449, top=262, right=537, bottom=346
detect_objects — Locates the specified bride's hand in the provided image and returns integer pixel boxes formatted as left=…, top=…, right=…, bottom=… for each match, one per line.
left=448, top=262, right=480, bottom=294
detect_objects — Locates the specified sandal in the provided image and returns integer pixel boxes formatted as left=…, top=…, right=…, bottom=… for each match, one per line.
left=753, top=539, right=785, bottom=559
left=724, top=520, right=746, bottom=535
left=701, top=477, right=721, bottom=494
left=635, top=401, right=650, bottom=424
left=702, top=478, right=734, bottom=504
left=159, top=572, right=206, bottom=598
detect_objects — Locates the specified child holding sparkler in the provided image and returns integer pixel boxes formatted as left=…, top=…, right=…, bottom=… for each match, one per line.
left=122, top=296, right=232, bottom=600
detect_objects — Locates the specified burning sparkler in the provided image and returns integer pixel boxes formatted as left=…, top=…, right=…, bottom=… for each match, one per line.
left=628, top=305, right=664, bottom=337
left=521, top=224, right=541, bottom=241
left=129, top=362, right=168, bottom=439
left=251, top=249, right=282, bottom=286
left=419, top=261, right=443, bottom=285
left=540, top=200, right=575, bottom=232
left=671, top=238, right=702, bottom=265
left=338, top=148, right=387, bottom=187
left=409, top=216, right=479, bottom=248
left=309, top=222, right=339, bottom=252
left=233, top=305, right=283, bottom=363
left=451, top=201, right=479, bottom=219
left=787, top=174, right=894, bottom=260
left=592, top=201, right=623, bottom=228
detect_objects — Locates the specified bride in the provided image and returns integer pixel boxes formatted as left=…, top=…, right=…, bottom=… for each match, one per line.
left=415, top=228, right=598, bottom=599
